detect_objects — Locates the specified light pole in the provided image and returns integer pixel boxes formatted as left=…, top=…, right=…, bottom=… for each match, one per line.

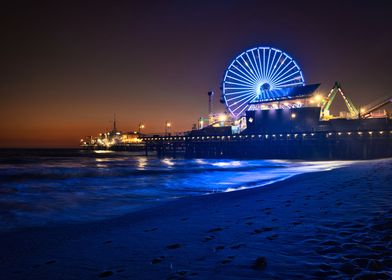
left=138, top=123, right=145, bottom=134
left=165, top=121, right=172, bottom=136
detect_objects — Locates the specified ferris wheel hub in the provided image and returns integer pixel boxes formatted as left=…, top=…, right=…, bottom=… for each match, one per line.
left=261, top=83, right=271, bottom=91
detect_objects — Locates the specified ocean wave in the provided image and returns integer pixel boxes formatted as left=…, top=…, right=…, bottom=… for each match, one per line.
left=0, top=150, right=352, bottom=230
left=0, top=164, right=287, bottom=183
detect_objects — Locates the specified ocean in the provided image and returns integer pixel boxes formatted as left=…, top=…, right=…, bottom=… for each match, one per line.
left=0, top=149, right=350, bottom=231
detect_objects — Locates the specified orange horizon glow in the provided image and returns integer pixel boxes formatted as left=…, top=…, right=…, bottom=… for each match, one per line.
left=2, top=1, right=390, bottom=148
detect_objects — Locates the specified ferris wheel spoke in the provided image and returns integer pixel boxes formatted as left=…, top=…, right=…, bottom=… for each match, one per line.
left=238, top=57, right=258, bottom=81
left=226, top=93, right=254, bottom=102
left=251, top=49, right=262, bottom=79
left=273, top=69, right=300, bottom=85
left=232, top=95, right=257, bottom=114
left=226, top=91, right=254, bottom=102
left=274, top=75, right=302, bottom=87
left=236, top=97, right=257, bottom=116
left=270, top=55, right=290, bottom=82
left=272, top=65, right=298, bottom=85
left=224, top=88, right=257, bottom=96
left=257, top=48, right=265, bottom=80
left=225, top=81, right=256, bottom=88
left=245, top=52, right=261, bottom=80
left=226, top=90, right=254, bottom=100
left=269, top=58, right=291, bottom=84
left=265, top=48, right=272, bottom=80
left=224, top=86, right=255, bottom=91
left=231, top=100, right=253, bottom=115
left=231, top=93, right=257, bottom=111
left=277, top=81, right=305, bottom=88
left=257, top=49, right=265, bottom=79
left=232, top=65, right=257, bottom=83
left=262, top=48, right=267, bottom=80
left=266, top=50, right=278, bottom=79
left=226, top=74, right=254, bottom=86
left=231, top=92, right=257, bottom=106
left=268, top=52, right=285, bottom=82
left=228, top=70, right=257, bottom=85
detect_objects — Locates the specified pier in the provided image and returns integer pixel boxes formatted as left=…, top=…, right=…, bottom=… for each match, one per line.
left=140, top=130, right=392, bottom=159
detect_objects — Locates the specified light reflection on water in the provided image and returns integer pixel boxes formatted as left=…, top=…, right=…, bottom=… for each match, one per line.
left=0, top=150, right=354, bottom=230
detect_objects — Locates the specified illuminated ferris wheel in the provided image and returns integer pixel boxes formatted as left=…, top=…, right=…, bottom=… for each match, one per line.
left=222, top=47, right=305, bottom=118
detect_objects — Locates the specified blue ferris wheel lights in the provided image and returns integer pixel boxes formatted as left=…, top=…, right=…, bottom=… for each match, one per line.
left=222, top=47, right=305, bottom=118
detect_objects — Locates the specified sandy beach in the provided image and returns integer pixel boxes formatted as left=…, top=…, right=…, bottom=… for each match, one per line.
left=0, top=159, right=391, bottom=279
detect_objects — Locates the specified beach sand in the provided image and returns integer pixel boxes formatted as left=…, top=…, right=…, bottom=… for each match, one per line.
left=0, top=159, right=391, bottom=279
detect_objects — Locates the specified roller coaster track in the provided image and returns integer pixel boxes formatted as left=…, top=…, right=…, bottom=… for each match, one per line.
left=361, top=95, right=392, bottom=118
left=321, top=82, right=359, bottom=119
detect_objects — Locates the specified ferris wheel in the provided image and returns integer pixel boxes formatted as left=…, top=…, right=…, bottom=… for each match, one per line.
left=222, top=47, right=305, bottom=118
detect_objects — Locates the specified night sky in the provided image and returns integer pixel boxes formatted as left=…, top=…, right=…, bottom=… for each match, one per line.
left=1, top=0, right=391, bottom=147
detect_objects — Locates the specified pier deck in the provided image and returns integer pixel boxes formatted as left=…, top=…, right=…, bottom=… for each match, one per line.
left=140, top=130, right=392, bottom=159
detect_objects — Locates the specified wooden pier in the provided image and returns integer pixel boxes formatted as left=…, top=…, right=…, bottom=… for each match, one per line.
left=140, top=130, right=392, bottom=160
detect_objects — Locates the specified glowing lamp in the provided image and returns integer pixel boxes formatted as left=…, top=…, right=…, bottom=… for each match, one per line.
left=314, top=94, right=322, bottom=102
left=291, top=113, right=296, bottom=119
left=219, top=114, right=227, bottom=122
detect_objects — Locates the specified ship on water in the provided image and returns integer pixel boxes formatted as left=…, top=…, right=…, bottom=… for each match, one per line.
left=81, top=46, right=392, bottom=159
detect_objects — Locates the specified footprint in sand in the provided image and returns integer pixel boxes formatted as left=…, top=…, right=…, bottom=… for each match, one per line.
left=99, top=271, right=113, bottom=278
left=221, top=256, right=235, bottom=264
left=208, top=227, right=223, bottom=233
left=203, top=235, right=215, bottom=242
left=151, top=256, right=165, bottom=264
left=266, top=234, right=279, bottom=240
left=261, top=208, right=272, bottom=215
left=252, top=227, right=274, bottom=235
left=166, top=243, right=182, bottom=249
left=251, top=256, right=267, bottom=270
left=230, top=243, right=246, bottom=249
left=167, top=270, right=197, bottom=280
left=144, top=227, right=158, bottom=232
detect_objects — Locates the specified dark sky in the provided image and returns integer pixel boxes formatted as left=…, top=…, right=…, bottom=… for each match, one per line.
left=1, top=0, right=391, bottom=147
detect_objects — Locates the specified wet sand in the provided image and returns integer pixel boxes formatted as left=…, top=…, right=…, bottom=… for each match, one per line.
left=0, top=159, right=391, bottom=279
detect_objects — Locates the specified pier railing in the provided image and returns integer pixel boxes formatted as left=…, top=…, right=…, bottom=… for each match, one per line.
left=140, top=130, right=392, bottom=159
